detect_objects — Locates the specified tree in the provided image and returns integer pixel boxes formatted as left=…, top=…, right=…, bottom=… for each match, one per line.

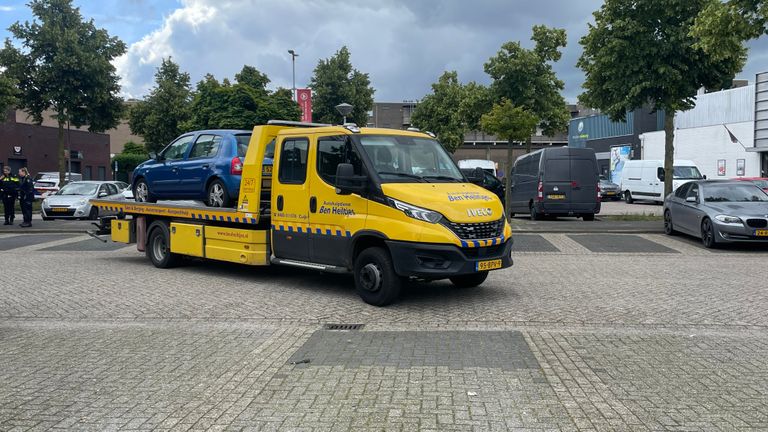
left=185, top=65, right=300, bottom=131
left=480, top=100, right=538, bottom=219
left=0, top=73, right=17, bottom=114
left=693, top=0, right=767, bottom=58
left=484, top=25, right=570, bottom=154
left=121, top=141, right=147, bottom=155
left=129, top=58, right=192, bottom=152
left=309, top=46, right=374, bottom=125
left=578, top=0, right=746, bottom=197
left=0, top=0, right=126, bottom=185
left=410, top=71, right=491, bottom=152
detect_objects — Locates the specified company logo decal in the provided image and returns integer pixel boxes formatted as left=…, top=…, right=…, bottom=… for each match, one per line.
left=467, top=208, right=493, bottom=217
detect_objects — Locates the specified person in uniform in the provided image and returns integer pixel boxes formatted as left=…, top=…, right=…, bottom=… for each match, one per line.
left=1, top=166, right=20, bottom=225
left=17, top=167, right=34, bottom=227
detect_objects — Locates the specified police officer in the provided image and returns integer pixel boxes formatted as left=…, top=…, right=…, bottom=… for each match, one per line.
left=17, top=167, right=34, bottom=228
left=1, top=166, right=20, bottom=225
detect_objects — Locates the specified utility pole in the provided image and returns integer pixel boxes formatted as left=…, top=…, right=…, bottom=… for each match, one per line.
left=288, top=49, right=298, bottom=101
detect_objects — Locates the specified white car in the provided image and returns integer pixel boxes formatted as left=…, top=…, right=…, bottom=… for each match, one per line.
left=41, top=181, right=125, bottom=220
left=111, top=181, right=134, bottom=200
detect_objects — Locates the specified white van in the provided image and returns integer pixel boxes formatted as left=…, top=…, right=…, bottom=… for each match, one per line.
left=621, top=160, right=704, bottom=203
left=457, top=159, right=496, bottom=174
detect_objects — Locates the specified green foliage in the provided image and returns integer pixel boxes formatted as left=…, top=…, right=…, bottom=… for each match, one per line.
left=0, top=0, right=126, bottom=184
left=480, top=100, right=538, bottom=145
left=693, top=0, right=767, bottom=57
left=121, top=141, right=147, bottom=155
left=0, top=72, right=17, bottom=114
left=112, top=152, right=150, bottom=182
left=411, top=72, right=491, bottom=153
left=185, top=65, right=300, bottom=131
left=129, top=58, right=192, bottom=152
left=309, top=46, right=375, bottom=125
left=484, top=25, right=570, bottom=137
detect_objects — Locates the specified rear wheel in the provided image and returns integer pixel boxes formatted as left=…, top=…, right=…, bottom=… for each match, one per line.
left=206, top=179, right=232, bottom=207
left=449, top=271, right=488, bottom=288
left=146, top=222, right=181, bottom=268
left=701, top=218, right=718, bottom=249
left=663, top=210, right=676, bottom=235
left=353, top=247, right=402, bottom=306
left=624, top=191, right=634, bottom=204
left=530, top=204, right=542, bottom=221
left=582, top=213, right=595, bottom=221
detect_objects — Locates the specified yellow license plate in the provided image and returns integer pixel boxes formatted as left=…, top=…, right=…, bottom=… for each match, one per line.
left=476, top=259, right=502, bottom=271
left=52, top=207, right=69, bottom=212
left=605, top=191, right=616, bottom=195
left=756, top=229, right=768, bottom=237
left=547, top=194, right=565, bottom=200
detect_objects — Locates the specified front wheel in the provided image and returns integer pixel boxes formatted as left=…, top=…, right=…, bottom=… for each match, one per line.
left=146, top=222, right=181, bottom=268
left=353, top=247, right=402, bottom=306
left=450, top=271, right=488, bottom=288
left=134, top=179, right=156, bottom=203
left=206, top=179, right=232, bottom=207
left=701, top=218, right=718, bottom=249
left=88, top=206, right=99, bottom=220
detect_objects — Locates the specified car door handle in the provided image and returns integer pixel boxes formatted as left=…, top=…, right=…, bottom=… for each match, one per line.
left=309, top=196, right=317, bottom=213
left=202, top=164, right=209, bottom=169
left=171, top=167, right=179, bottom=172
left=276, top=195, right=284, bottom=211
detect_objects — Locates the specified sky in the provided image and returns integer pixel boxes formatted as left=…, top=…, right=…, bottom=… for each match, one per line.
left=1, top=0, right=767, bottom=103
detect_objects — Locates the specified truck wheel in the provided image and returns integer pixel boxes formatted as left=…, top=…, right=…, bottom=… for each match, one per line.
left=207, top=179, right=231, bottom=207
left=353, top=247, right=402, bottom=306
left=146, top=222, right=181, bottom=268
left=624, top=191, right=634, bottom=204
left=449, top=271, right=488, bottom=288
left=583, top=213, right=595, bottom=221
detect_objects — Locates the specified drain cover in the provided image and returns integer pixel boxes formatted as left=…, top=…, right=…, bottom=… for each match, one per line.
left=323, top=323, right=364, bottom=331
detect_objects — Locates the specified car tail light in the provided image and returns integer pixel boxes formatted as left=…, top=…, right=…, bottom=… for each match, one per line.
left=231, top=157, right=243, bottom=175
left=597, top=184, right=601, bottom=202
left=536, top=181, right=543, bottom=201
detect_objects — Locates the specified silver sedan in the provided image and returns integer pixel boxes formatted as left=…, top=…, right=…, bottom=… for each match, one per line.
left=663, top=180, right=768, bottom=248
left=41, top=181, right=125, bottom=220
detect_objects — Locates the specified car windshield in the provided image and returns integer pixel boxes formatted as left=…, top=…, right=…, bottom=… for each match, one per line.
left=673, top=166, right=703, bottom=179
left=356, top=135, right=463, bottom=182
left=703, top=184, right=768, bottom=202
left=750, top=179, right=768, bottom=188
left=57, top=183, right=98, bottom=196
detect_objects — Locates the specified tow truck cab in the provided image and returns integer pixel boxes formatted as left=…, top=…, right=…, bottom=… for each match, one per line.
left=241, top=122, right=512, bottom=304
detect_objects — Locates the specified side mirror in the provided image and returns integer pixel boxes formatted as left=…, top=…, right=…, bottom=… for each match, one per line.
left=98, top=191, right=108, bottom=198
left=466, top=167, right=485, bottom=185
left=703, top=174, right=707, bottom=179
left=150, top=151, right=163, bottom=161
left=335, top=163, right=367, bottom=195
left=685, top=196, right=697, bottom=203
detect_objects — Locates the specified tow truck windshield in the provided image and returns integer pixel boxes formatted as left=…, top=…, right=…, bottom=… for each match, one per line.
left=356, top=135, right=463, bottom=183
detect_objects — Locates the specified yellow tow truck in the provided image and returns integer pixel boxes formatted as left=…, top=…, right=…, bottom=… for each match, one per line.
left=91, top=121, right=513, bottom=305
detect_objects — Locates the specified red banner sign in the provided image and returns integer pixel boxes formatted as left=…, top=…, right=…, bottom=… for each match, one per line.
left=297, top=88, right=312, bottom=122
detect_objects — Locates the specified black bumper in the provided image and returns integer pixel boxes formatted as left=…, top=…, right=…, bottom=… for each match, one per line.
left=386, top=238, right=513, bottom=279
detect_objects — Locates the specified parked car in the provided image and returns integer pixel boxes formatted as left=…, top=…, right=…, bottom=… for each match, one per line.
left=111, top=181, right=133, bottom=200
left=732, top=177, right=768, bottom=193
left=663, top=180, right=768, bottom=248
left=460, top=168, right=505, bottom=205
left=132, top=130, right=251, bottom=207
left=33, top=172, right=83, bottom=199
left=599, top=175, right=621, bottom=200
left=508, top=147, right=600, bottom=220
left=621, top=159, right=704, bottom=204
left=41, top=181, right=125, bottom=220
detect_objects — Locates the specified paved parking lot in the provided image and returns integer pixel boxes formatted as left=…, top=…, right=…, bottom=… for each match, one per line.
left=1, top=232, right=767, bottom=431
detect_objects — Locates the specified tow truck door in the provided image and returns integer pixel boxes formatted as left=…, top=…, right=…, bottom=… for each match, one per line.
left=271, top=136, right=311, bottom=261
left=308, top=135, right=368, bottom=266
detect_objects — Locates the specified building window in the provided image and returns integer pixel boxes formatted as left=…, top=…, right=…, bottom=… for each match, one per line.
left=98, top=166, right=106, bottom=180
left=85, top=166, right=92, bottom=180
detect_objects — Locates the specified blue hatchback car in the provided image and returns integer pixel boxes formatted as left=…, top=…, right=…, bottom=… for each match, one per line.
left=132, top=130, right=267, bottom=207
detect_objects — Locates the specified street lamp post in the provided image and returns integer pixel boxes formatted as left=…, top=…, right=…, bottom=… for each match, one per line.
left=335, top=103, right=353, bottom=125
left=288, top=49, right=298, bottom=101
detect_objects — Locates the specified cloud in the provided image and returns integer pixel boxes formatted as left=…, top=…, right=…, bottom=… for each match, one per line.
left=0, top=6, right=16, bottom=12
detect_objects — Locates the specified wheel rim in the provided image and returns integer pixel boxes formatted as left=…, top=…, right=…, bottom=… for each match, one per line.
left=135, top=182, right=148, bottom=202
left=664, top=211, right=672, bottom=233
left=360, top=263, right=382, bottom=292
left=209, top=183, right=224, bottom=207
left=702, top=220, right=713, bottom=246
left=152, top=234, right=167, bottom=261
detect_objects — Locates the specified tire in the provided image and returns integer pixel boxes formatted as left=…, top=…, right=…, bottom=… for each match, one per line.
left=206, top=179, right=232, bottom=207
left=134, top=179, right=156, bottom=203
left=530, top=204, right=542, bottom=221
left=582, top=213, right=595, bottom=221
left=353, top=247, right=402, bottom=306
left=663, top=210, right=676, bottom=236
left=624, top=191, right=634, bottom=204
left=42, top=216, right=53, bottom=221
left=117, top=211, right=126, bottom=220
left=450, top=271, right=488, bottom=288
left=146, top=222, right=181, bottom=268
left=88, top=206, right=99, bottom=220
left=701, top=218, right=718, bottom=249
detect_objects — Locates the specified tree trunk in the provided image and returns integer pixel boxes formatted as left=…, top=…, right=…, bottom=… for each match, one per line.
left=525, top=136, right=532, bottom=154
left=663, top=111, right=675, bottom=198
left=504, top=139, right=514, bottom=221
left=58, top=121, right=66, bottom=186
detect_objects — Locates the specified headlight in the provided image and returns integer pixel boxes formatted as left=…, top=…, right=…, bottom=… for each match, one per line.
left=78, top=198, right=87, bottom=205
left=387, top=198, right=443, bottom=223
left=714, top=215, right=742, bottom=225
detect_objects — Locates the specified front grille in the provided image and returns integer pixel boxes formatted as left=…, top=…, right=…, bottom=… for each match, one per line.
left=746, top=218, right=768, bottom=228
left=441, top=218, right=504, bottom=240
left=461, top=243, right=505, bottom=258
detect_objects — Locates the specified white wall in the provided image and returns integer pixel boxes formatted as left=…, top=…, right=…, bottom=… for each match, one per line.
left=640, top=121, right=760, bottom=179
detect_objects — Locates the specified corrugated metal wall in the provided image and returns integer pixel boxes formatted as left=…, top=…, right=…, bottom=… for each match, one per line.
left=676, top=85, right=755, bottom=129
left=756, top=72, right=768, bottom=149
left=568, top=112, right=633, bottom=147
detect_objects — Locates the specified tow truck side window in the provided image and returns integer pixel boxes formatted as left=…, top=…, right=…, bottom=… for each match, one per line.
left=317, top=136, right=363, bottom=185
left=278, top=138, right=309, bottom=184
